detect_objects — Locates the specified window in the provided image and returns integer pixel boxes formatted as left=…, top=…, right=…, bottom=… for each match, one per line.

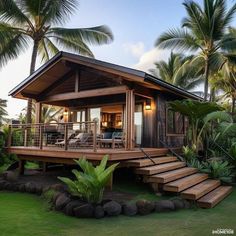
left=166, top=108, right=185, bottom=135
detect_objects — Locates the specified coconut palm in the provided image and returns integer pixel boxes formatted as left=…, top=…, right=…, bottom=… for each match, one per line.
left=155, top=0, right=236, bottom=101
left=150, top=52, right=202, bottom=90
left=18, top=104, right=63, bottom=124
left=0, top=99, right=8, bottom=126
left=0, top=0, right=113, bottom=123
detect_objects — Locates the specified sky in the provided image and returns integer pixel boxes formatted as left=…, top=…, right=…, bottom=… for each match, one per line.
left=1, top=0, right=236, bottom=118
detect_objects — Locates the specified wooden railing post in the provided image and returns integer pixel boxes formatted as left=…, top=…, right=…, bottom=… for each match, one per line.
left=7, top=125, right=12, bottom=148
left=39, top=124, right=43, bottom=149
left=24, top=127, right=28, bottom=147
left=93, top=120, right=97, bottom=152
left=64, top=124, right=68, bottom=151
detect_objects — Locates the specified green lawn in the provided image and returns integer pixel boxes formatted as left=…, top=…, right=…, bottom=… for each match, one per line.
left=0, top=188, right=235, bottom=236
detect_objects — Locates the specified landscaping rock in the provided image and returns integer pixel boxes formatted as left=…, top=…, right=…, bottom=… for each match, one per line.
left=34, top=184, right=43, bottom=195
left=136, top=200, right=155, bottom=215
left=55, top=193, right=71, bottom=211
left=94, top=205, right=105, bottom=219
left=182, top=199, right=191, bottom=209
left=122, top=202, right=137, bottom=216
left=74, top=203, right=94, bottom=218
left=52, top=191, right=62, bottom=204
left=64, top=200, right=85, bottom=216
left=0, top=180, right=7, bottom=190
left=155, top=200, right=175, bottom=212
left=18, top=184, right=26, bottom=192
left=3, top=171, right=19, bottom=182
left=103, top=201, right=122, bottom=216
left=172, top=199, right=185, bottom=210
left=49, top=183, right=66, bottom=192
left=25, top=182, right=36, bottom=193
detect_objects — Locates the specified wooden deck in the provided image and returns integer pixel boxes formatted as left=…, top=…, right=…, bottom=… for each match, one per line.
left=7, top=146, right=174, bottom=164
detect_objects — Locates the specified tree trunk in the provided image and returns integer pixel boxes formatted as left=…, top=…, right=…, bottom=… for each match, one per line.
left=203, top=57, right=210, bottom=101
left=26, top=40, right=39, bottom=124
left=210, top=87, right=216, bottom=102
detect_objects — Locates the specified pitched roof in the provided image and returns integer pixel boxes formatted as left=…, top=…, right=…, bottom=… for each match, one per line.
left=9, top=51, right=202, bottom=100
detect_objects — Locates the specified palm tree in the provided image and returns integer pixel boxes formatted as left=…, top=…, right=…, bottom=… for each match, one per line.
left=0, top=0, right=113, bottom=123
left=149, top=52, right=202, bottom=90
left=18, top=104, right=63, bottom=123
left=0, top=99, right=8, bottom=126
left=155, top=0, right=236, bottom=101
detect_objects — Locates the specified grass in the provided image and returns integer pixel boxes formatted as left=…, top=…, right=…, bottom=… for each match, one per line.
left=0, top=186, right=235, bottom=236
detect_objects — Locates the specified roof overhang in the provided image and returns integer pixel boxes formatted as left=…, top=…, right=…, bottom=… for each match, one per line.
left=9, top=51, right=202, bottom=101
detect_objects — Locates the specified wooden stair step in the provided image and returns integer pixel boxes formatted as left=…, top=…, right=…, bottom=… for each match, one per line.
left=125, top=156, right=178, bottom=167
left=197, top=186, right=233, bottom=208
left=146, top=167, right=198, bottom=184
left=163, top=173, right=208, bottom=192
left=181, top=179, right=221, bottom=200
left=135, top=161, right=186, bottom=175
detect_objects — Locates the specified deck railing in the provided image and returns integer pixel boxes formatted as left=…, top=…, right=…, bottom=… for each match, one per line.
left=8, top=121, right=99, bottom=152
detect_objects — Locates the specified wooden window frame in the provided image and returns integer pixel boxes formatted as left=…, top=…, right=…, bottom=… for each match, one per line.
left=165, top=106, right=185, bottom=137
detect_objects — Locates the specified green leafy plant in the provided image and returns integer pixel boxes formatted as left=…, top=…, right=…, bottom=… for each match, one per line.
left=58, top=155, right=119, bottom=204
left=168, top=99, right=232, bottom=152
left=183, top=145, right=197, bottom=162
left=202, top=160, right=234, bottom=183
left=187, top=159, right=204, bottom=172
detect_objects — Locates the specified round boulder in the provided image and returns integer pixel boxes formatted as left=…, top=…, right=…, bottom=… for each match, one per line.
left=74, top=203, right=94, bottom=218
left=94, top=205, right=105, bottom=219
left=103, top=201, right=122, bottom=216
left=182, top=199, right=191, bottom=209
left=55, top=193, right=71, bottom=211
left=122, top=202, right=137, bottom=216
left=155, top=200, right=175, bottom=212
left=64, top=200, right=85, bottom=216
left=25, top=182, right=36, bottom=193
left=49, top=184, right=66, bottom=192
left=3, top=171, right=19, bottom=182
left=18, top=183, right=26, bottom=192
left=136, top=200, right=155, bottom=215
left=0, top=180, right=8, bottom=190
left=172, top=199, right=185, bottom=210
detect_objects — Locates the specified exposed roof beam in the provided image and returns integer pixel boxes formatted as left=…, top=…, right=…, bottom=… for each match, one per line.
left=39, top=85, right=128, bottom=103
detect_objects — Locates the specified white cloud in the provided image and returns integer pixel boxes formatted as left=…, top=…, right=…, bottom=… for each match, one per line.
left=122, top=41, right=145, bottom=58
left=133, top=48, right=170, bottom=72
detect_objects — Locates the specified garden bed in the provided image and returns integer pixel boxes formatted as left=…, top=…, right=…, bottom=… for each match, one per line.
left=0, top=169, right=191, bottom=219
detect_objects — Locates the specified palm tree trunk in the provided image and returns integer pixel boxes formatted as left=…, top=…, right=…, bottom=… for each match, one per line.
left=26, top=40, right=39, bottom=124
left=210, top=87, right=216, bottom=102
left=204, top=57, right=210, bottom=101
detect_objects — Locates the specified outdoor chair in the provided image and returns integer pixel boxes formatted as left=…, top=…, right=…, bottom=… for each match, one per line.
left=98, top=132, right=125, bottom=149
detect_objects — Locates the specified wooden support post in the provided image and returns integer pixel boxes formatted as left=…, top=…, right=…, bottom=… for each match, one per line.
left=93, top=120, right=97, bottom=152
left=35, top=102, right=42, bottom=123
left=24, top=128, right=28, bottom=147
left=125, top=90, right=135, bottom=150
left=7, top=125, right=12, bottom=148
left=42, top=162, right=47, bottom=173
left=64, top=124, right=68, bottom=151
left=19, top=160, right=25, bottom=175
left=106, top=172, right=113, bottom=191
left=39, top=125, right=43, bottom=149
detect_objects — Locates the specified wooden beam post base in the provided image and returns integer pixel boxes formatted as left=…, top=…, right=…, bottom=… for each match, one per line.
left=19, top=160, right=25, bottom=175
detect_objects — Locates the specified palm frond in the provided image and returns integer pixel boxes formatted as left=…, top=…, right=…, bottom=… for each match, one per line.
left=155, top=28, right=199, bottom=52
left=48, top=26, right=113, bottom=46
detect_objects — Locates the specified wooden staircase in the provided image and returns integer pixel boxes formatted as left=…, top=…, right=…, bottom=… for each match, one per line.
left=125, top=154, right=233, bottom=209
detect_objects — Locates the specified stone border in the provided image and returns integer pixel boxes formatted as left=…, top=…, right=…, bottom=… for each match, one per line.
left=0, top=179, right=191, bottom=219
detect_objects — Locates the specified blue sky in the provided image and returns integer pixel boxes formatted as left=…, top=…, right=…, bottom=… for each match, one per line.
left=1, top=0, right=236, bottom=118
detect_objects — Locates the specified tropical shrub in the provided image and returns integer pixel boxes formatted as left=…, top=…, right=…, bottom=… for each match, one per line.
left=58, top=155, right=119, bottom=204
left=168, top=99, right=232, bottom=153
left=182, top=145, right=197, bottom=162
left=202, top=160, right=234, bottom=183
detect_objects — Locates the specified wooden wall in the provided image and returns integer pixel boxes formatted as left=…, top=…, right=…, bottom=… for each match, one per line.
left=142, top=92, right=186, bottom=148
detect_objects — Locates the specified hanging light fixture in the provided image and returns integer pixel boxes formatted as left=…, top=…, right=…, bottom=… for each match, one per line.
left=145, top=99, right=151, bottom=110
